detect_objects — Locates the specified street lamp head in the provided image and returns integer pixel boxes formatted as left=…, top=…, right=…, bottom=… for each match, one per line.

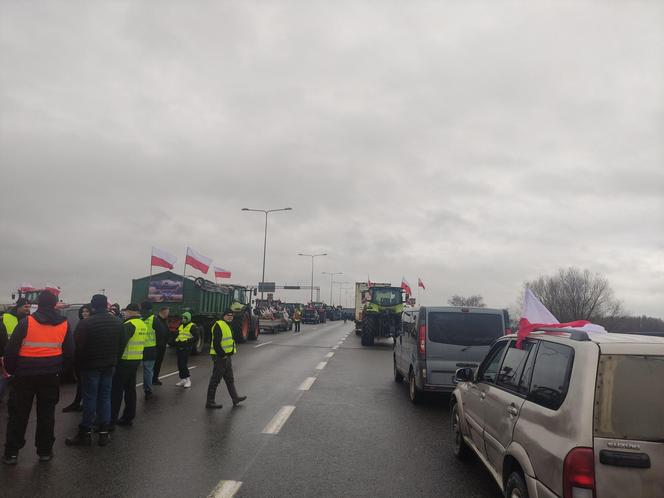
left=284, top=207, right=293, bottom=211
left=241, top=208, right=249, bottom=211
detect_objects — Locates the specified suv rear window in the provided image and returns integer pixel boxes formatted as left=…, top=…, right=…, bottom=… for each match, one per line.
left=527, top=342, right=574, bottom=410
left=594, top=355, right=664, bottom=442
left=427, top=312, right=504, bottom=346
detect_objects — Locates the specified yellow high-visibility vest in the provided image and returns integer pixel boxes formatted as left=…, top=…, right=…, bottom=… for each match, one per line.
left=176, top=322, right=194, bottom=342
left=210, top=320, right=236, bottom=355
left=143, top=315, right=156, bottom=348
left=2, top=313, right=19, bottom=337
left=122, top=318, right=147, bottom=361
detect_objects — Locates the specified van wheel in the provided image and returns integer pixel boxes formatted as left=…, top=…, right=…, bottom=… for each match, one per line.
left=451, top=403, right=471, bottom=461
left=505, top=471, right=529, bottom=498
left=393, top=356, right=404, bottom=383
left=408, top=370, right=422, bottom=404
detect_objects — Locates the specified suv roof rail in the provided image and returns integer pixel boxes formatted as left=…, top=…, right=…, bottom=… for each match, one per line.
left=534, top=327, right=591, bottom=342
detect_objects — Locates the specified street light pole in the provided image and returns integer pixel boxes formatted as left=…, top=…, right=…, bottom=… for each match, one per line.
left=298, top=253, right=327, bottom=303
left=321, top=271, right=342, bottom=305
left=242, top=207, right=292, bottom=300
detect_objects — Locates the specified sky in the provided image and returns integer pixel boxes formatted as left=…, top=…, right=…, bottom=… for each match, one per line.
left=1, top=1, right=662, bottom=317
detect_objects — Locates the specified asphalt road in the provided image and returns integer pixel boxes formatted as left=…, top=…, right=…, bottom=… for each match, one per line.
left=0, top=321, right=501, bottom=498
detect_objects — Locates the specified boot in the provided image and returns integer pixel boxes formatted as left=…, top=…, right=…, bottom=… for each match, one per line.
left=206, top=385, right=222, bottom=409
left=98, top=432, right=111, bottom=447
left=228, top=382, right=246, bottom=406
left=65, top=428, right=92, bottom=447
left=232, top=395, right=247, bottom=407
left=2, top=453, right=18, bottom=465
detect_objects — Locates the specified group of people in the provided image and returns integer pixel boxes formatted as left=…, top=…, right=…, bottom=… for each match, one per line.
left=0, top=290, right=246, bottom=465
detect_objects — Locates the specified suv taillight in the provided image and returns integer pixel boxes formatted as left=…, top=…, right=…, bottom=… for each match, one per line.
left=418, top=324, right=426, bottom=355
left=563, top=447, right=595, bottom=498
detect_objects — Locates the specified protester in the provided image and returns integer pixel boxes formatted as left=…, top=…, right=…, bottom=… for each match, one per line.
left=206, top=309, right=246, bottom=409
left=174, top=312, right=199, bottom=388
left=109, top=303, right=122, bottom=319
left=152, top=306, right=170, bottom=385
left=140, top=301, right=157, bottom=400
left=110, top=304, right=146, bottom=428
left=0, top=298, right=31, bottom=404
left=66, top=294, right=123, bottom=447
left=2, top=291, right=74, bottom=465
left=293, top=307, right=302, bottom=333
left=62, top=304, right=91, bottom=413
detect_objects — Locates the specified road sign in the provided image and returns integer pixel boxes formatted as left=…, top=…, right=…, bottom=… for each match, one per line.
left=258, top=282, right=276, bottom=293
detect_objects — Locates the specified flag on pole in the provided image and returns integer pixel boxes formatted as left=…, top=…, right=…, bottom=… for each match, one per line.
left=417, top=278, right=425, bottom=290
left=185, top=247, right=212, bottom=274
left=214, top=266, right=231, bottom=279
left=517, top=287, right=607, bottom=346
left=401, top=277, right=412, bottom=295
left=151, top=247, right=177, bottom=270
left=367, top=276, right=373, bottom=287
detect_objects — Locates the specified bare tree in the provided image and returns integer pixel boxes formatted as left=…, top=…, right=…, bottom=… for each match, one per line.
left=448, top=294, right=486, bottom=307
left=526, top=267, right=623, bottom=322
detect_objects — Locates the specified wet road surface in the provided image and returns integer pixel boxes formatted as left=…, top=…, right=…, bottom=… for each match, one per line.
left=0, top=321, right=501, bottom=498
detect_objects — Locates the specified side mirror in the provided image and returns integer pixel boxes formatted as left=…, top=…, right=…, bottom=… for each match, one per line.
left=454, top=367, right=475, bottom=384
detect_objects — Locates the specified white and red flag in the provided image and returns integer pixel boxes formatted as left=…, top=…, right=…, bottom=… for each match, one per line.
left=151, top=247, right=177, bottom=270
left=418, top=278, right=425, bottom=290
left=368, top=276, right=373, bottom=287
left=185, top=247, right=212, bottom=274
left=401, top=277, right=412, bottom=295
left=214, top=266, right=231, bottom=279
left=44, top=283, right=62, bottom=297
left=517, top=288, right=606, bottom=346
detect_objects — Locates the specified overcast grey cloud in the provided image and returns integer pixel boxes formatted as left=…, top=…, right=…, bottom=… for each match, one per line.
left=1, top=1, right=662, bottom=316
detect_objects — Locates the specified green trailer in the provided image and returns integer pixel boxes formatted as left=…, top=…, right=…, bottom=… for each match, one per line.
left=130, top=271, right=259, bottom=354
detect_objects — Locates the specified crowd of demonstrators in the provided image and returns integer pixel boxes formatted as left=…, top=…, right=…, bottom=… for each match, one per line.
left=2, top=291, right=74, bottom=464
left=2, top=293, right=247, bottom=466
left=0, top=298, right=32, bottom=403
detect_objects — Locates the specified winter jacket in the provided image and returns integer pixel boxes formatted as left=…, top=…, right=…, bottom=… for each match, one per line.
left=75, top=309, right=124, bottom=370
left=153, top=314, right=170, bottom=347
left=4, top=308, right=74, bottom=376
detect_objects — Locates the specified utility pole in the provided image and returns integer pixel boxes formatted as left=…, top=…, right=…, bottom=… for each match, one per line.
left=321, top=271, right=342, bottom=305
left=298, top=253, right=327, bottom=303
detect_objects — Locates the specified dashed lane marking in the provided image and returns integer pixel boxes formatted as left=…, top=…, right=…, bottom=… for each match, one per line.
left=298, top=377, right=317, bottom=391
left=325, top=352, right=334, bottom=358
left=262, top=405, right=296, bottom=434
left=136, top=366, right=198, bottom=387
left=332, top=345, right=339, bottom=350
left=208, top=480, right=243, bottom=498
left=254, top=340, right=273, bottom=348
left=316, top=361, right=327, bottom=370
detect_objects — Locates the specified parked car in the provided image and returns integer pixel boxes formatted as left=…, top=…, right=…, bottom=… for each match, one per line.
left=302, top=308, right=320, bottom=324
left=259, top=310, right=292, bottom=333
left=451, top=330, right=664, bottom=498
left=394, top=306, right=508, bottom=402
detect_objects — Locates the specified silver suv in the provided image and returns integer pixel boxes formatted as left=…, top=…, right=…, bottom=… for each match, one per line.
left=451, top=330, right=664, bottom=498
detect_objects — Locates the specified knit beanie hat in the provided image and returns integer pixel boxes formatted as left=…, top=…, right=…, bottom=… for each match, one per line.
left=37, top=290, right=58, bottom=309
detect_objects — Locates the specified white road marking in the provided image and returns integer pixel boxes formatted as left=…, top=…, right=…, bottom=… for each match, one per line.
left=325, top=352, right=334, bottom=358
left=136, top=366, right=198, bottom=387
left=262, top=405, right=296, bottom=434
left=208, top=480, right=243, bottom=498
left=332, top=345, right=339, bottom=350
left=298, top=377, right=317, bottom=391
left=316, top=361, right=327, bottom=370
left=254, top=341, right=273, bottom=348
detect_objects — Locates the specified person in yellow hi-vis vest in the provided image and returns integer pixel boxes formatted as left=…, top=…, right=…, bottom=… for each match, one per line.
left=205, top=309, right=246, bottom=409
left=174, top=312, right=199, bottom=388
left=0, top=298, right=31, bottom=404
left=110, top=304, right=147, bottom=431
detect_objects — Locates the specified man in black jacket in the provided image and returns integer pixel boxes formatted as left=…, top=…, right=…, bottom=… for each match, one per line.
left=152, top=306, right=170, bottom=385
left=66, top=294, right=123, bottom=447
left=2, top=291, right=74, bottom=465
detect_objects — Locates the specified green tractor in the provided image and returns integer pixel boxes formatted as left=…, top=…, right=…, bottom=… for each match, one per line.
left=360, top=286, right=404, bottom=346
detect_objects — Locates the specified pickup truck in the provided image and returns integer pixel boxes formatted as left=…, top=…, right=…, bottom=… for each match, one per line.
left=259, top=310, right=293, bottom=333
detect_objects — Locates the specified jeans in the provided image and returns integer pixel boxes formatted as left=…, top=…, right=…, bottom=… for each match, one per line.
left=80, top=367, right=114, bottom=430
left=176, top=346, right=190, bottom=379
left=206, top=356, right=239, bottom=402
left=4, top=374, right=60, bottom=456
left=111, top=361, right=139, bottom=423
left=294, top=321, right=301, bottom=332
left=142, top=360, right=155, bottom=393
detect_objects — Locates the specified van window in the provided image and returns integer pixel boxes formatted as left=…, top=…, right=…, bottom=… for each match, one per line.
left=477, top=341, right=509, bottom=383
left=594, top=355, right=664, bottom=442
left=497, top=341, right=535, bottom=393
left=427, top=312, right=503, bottom=346
left=528, top=342, right=574, bottom=410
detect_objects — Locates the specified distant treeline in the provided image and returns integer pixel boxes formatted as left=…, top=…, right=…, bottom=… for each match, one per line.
left=596, top=315, right=664, bottom=334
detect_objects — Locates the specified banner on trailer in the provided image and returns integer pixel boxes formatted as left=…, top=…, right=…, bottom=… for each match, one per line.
left=148, top=277, right=184, bottom=302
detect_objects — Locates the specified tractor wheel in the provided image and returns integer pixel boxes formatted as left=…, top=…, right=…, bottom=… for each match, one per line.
left=248, top=316, right=259, bottom=341
left=233, top=314, right=250, bottom=344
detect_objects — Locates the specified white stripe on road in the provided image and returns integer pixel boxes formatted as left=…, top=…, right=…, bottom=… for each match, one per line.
left=332, top=345, right=339, bottom=350
left=254, top=341, right=273, bottom=348
left=325, top=352, right=334, bottom=358
left=298, top=377, right=317, bottom=391
left=208, top=480, right=243, bottom=498
left=316, top=361, right=327, bottom=370
left=262, top=405, right=296, bottom=434
left=136, top=366, right=198, bottom=387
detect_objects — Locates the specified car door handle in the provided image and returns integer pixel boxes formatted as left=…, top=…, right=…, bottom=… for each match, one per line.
left=506, top=405, right=519, bottom=416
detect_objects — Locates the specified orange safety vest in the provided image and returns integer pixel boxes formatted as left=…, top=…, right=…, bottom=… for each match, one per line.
left=18, top=316, right=67, bottom=358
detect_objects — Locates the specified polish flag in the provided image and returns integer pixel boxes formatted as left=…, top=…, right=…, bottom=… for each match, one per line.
left=44, top=283, right=62, bottom=297
left=401, top=277, right=412, bottom=296
left=367, top=276, right=373, bottom=287
left=417, top=278, right=425, bottom=290
left=151, top=247, right=177, bottom=270
left=185, top=247, right=212, bottom=274
left=214, top=266, right=232, bottom=279
left=517, top=288, right=606, bottom=346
